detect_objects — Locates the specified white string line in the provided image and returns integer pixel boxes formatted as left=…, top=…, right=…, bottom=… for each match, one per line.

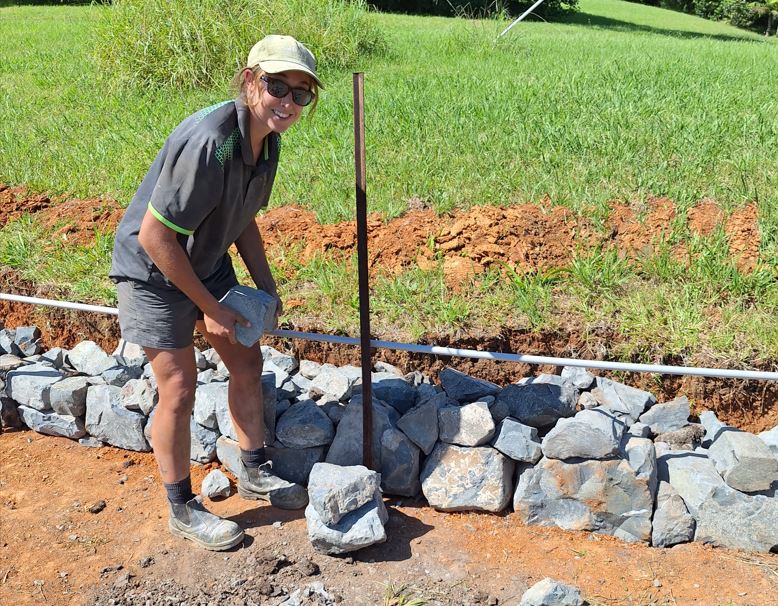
left=1, top=292, right=777, bottom=381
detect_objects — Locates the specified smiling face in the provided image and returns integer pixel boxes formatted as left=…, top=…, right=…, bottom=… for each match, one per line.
left=244, top=69, right=313, bottom=135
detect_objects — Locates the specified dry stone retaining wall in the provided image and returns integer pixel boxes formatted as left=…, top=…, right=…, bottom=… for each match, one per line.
left=2, top=327, right=778, bottom=554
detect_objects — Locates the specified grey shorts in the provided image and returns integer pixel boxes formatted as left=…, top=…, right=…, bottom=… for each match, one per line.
left=116, top=262, right=238, bottom=350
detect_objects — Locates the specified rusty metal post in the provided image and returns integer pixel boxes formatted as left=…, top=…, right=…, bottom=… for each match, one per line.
left=353, top=72, right=373, bottom=470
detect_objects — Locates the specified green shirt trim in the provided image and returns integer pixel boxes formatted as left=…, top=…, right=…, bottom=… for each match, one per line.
left=147, top=203, right=194, bottom=236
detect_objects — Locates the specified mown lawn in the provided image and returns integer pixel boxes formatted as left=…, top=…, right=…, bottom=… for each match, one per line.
left=0, top=0, right=776, bottom=364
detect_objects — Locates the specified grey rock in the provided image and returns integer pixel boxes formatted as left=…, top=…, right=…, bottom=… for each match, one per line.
left=0, top=396, right=23, bottom=429
left=305, top=494, right=388, bottom=555
left=541, top=413, right=620, bottom=461
left=380, top=427, right=421, bottom=497
left=309, top=366, right=354, bottom=402
left=628, top=422, right=651, bottom=438
left=397, top=396, right=450, bottom=455
left=699, top=410, right=727, bottom=441
left=514, top=456, right=653, bottom=543
left=111, top=339, right=147, bottom=368
left=319, top=400, right=345, bottom=426
left=49, top=376, right=90, bottom=417
left=577, top=391, right=598, bottom=410
left=218, top=286, right=276, bottom=347
left=85, top=384, right=150, bottom=451
left=658, top=450, right=778, bottom=552
left=491, top=418, right=542, bottom=463
left=439, top=367, right=500, bottom=403
left=101, top=364, right=143, bottom=387
left=201, top=469, right=231, bottom=498
left=277, top=376, right=300, bottom=401
left=216, top=436, right=241, bottom=476
left=438, top=401, right=495, bottom=446
left=193, top=382, right=222, bottom=430
left=576, top=406, right=626, bottom=440
left=519, top=578, right=585, bottom=606
left=290, top=372, right=312, bottom=393
left=561, top=366, right=595, bottom=390
left=269, top=351, right=298, bottom=374
left=120, top=378, right=157, bottom=416
left=307, top=462, right=381, bottom=526
left=759, top=426, right=778, bottom=456
left=299, top=359, right=322, bottom=380
left=40, top=347, right=66, bottom=369
left=494, top=382, right=576, bottom=428
left=339, top=365, right=364, bottom=383
left=707, top=427, right=778, bottom=492
left=371, top=373, right=417, bottom=414
left=6, top=363, right=64, bottom=411
left=78, top=436, right=104, bottom=448
left=404, top=369, right=432, bottom=386
left=194, top=348, right=208, bottom=371
left=265, top=444, right=325, bottom=485
left=421, top=444, right=514, bottom=513
left=276, top=398, right=292, bottom=419
left=651, top=481, right=695, bottom=547
left=263, top=359, right=291, bottom=388
left=276, top=400, right=335, bottom=449
left=68, top=341, right=115, bottom=376
left=202, top=348, right=222, bottom=368
left=0, top=329, right=21, bottom=356
left=654, top=424, right=705, bottom=451
left=621, top=436, right=658, bottom=497
left=416, top=383, right=442, bottom=404
left=374, top=361, right=403, bottom=376
left=592, top=377, right=656, bottom=425
left=325, top=397, right=395, bottom=468
left=15, top=326, right=42, bottom=357
left=0, top=353, right=26, bottom=373
left=17, top=406, right=86, bottom=439
left=639, top=396, right=690, bottom=435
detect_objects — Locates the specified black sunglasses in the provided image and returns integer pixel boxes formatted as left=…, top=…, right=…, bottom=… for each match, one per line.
left=259, top=75, right=315, bottom=107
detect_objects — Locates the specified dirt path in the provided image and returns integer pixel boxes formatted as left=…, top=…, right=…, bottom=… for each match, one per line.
left=1, top=430, right=777, bottom=606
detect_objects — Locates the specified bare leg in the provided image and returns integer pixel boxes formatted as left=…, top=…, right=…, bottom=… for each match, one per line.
left=195, top=320, right=264, bottom=450
left=144, top=345, right=197, bottom=483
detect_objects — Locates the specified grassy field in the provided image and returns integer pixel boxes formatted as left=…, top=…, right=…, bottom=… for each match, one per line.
left=0, top=0, right=777, bottom=365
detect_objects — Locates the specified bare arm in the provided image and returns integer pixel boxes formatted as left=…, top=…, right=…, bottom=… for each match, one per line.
left=138, top=210, right=247, bottom=343
left=235, top=219, right=283, bottom=322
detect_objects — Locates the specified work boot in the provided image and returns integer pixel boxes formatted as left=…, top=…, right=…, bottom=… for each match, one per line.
left=168, top=496, right=244, bottom=551
left=237, top=460, right=308, bottom=509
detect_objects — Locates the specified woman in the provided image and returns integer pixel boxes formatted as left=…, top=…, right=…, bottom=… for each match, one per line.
left=110, top=35, right=321, bottom=550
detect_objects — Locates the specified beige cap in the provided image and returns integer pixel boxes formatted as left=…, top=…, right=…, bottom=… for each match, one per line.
left=247, top=35, right=323, bottom=89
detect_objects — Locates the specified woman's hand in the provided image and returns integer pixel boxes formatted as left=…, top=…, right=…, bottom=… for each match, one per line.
left=203, top=303, right=250, bottom=345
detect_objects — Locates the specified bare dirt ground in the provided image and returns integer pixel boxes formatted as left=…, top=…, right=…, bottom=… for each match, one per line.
left=2, top=429, right=778, bottom=606
left=1, top=185, right=777, bottom=604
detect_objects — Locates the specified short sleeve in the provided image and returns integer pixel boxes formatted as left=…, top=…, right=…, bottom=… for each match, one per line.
left=147, top=137, right=224, bottom=236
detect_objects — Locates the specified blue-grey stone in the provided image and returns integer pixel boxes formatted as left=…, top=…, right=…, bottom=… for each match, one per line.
left=0, top=329, right=20, bottom=356
left=380, top=427, right=421, bottom=497
left=40, top=347, right=67, bottom=369
left=438, top=401, right=495, bottom=447
left=592, top=377, right=655, bottom=425
left=218, top=286, right=276, bottom=347
left=49, top=376, right=90, bottom=417
left=759, top=425, right=778, bottom=456
left=305, top=494, right=388, bottom=555
left=319, top=400, right=345, bottom=426
left=0, top=353, right=26, bottom=374
left=621, top=435, right=657, bottom=498
left=276, top=399, right=335, bottom=449
left=269, top=351, right=298, bottom=374
left=216, top=436, right=241, bottom=475
left=628, top=422, right=651, bottom=438
left=265, top=444, right=325, bottom=485
left=541, top=408, right=622, bottom=460
left=421, top=444, right=514, bottom=513
left=561, top=366, right=595, bottom=390
left=375, top=361, right=403, bottom=376
left=276, top=398, right=292, bottom=419
left=639, top=396, right=690, bottom=435
left=144, top=408, right=218, bottom=463
left=491, top=418, right=542, bottom=463
left=111, top=339, right=147, bottom=368
left=439, top=367, right=500, bottom=403
left=371, top=373, right=417, bottom=414
left=68, top=341, right=115, bottom=376
left=85, top=384, right=149, bottom=451
left=290, top=372, right=312, bottom=393
left=120, top=378, right=157, bottom=416
left=416, top=383, right=442, bottom=404
left=519, top=578, right=584, bottom=606
left=325, top=397, right=395, bottom=468
left=309, top=365, right=355, bottom=402
left=17, top=405, right=86, bottom=439
left=6, top=362, right=64, bottom=411
left=101, top=364, right=143, bottom=387
left=707, top=426, right=778, bottom=493
left=299, top=359, right=322, bottom=380
left=193, top=382, right=225, bottom=430
left=78, top=436, right=105, bottom=448
left=201, top=469, right=231, bottom=498
left=396, top=395, right=450, bottom=455
left=15, top=326, right=42, bottom=357
left=194, top=348, right=208, bottom=371
left=307, top=462, right=381, bottom=526
left=494, top=382, right=576, bottom=428
left=651, top=481, right=695, bottom=548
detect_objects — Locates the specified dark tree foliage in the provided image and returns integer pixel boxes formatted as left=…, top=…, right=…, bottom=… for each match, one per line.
left=369, top=0, right=579, bottom=18
left=626, top=0, right=771, bottom=31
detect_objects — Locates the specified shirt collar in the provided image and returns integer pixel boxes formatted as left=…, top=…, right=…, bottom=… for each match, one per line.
left=235, top=97, right=259, bottom=167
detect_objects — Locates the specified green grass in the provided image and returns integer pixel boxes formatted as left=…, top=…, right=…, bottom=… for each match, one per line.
left=0, top=0, right=777, bottom=365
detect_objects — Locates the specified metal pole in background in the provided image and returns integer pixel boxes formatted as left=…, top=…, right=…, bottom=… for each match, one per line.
left=353, top=72, right=374, bottom=470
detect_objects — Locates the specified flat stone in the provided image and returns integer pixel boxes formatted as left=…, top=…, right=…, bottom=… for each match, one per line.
left=17, top=406, right=86, bottom=439
left=639, top=396, right=690, bottom=435
left=396, top=395, right=450, bottom=455
left=439, top=367, right=500, bottom=403
left=491, top=418, right=542, bottom=464
left=519, top=578, right=585, bottom=606
left=265, top=444, right=325, bottom=485
left=218, top=286, right=276, bottom=347
left=592, top=377, right=655, bottom=425
left=216, top=436, right=241, bottom=475
left=759, top=426, right=778, bottom=456
left=276, top=400, right=335, bottom=449
left=305, top=495, right=388, bottom=555
left=651, top=481, right=695, bottom=548
left=68, top=341, right=116, bottom=376
left=421, top=444, right=514, bottom=513
left=707, top=427, right=778, bottom=492
left=85, top=385, right=150, bottom=452
left=101, top=364, right=143, bottom=387
left=438, top=401, right=495, bottom=446
left=309, top=366, right=354, bottom=402
left=307, top=462, right=381, bottom=526
left=0, top=353, right=26, bottom=373
left=371, top=373, right=417, bottom=414
left=380, top=427, right=421, bottom=497
left=48, top=376, right=90, bottom=417
left=494, top=382, right=576, bottom=428
left=541, top=413, right=620, bottom=461
left=120, top=378, right=157, bottom=416
left=6, top=363, right=65, bottom=411
left=561, top=366, right=595, bottom=390
left=325, top=397, right=395, bottom=468
left=514, top=457, right=653, bottom=543
left=201, top=469, right=231, bottom=498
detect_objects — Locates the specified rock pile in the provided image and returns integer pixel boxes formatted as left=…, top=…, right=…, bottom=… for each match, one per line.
left=3, top=328, right=778, bottom=554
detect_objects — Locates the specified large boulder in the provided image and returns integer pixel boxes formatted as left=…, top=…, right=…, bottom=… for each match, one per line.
left=491, top=418, right=542, bottom=464
left=438, top=401, right=495, bottom=447
left=305, top=495, right=388, bottom=555
left=68, top=341, right=116, bottom=376
left=380, top=427, right=421, bottom=497
left=421, top=444, right=514, bottom=513
left=85, top=384, right=150, bottom=451
left=48, top=376, right=90, bottom=417
left=276, top=399, right=334, bottom=449
left=514, top=456, right=653, bottom=543
left=265, top=444, right=326, bottom=486
left=6, top=363, right=65, bottom=411
left=309, top=365, right=355, bottom=402
left=651, top=481, right=695, bottom=548
left=638, top=396, right=690, bottom=435
left=370, top=373, right=417, bottom=414
left=307, top=462, right=380, bottom=526
left=396, top=393, right=453, bottom=455
left=541, top=407, right=623, bottom=461
left=325, top=396, right=395, bottom=468
left=759, top=425, right=778, bottom=456
left=591, top=377, right=655, bottom=425
left=706, top=425, right=778, bottom=493
left=439, top=367, right=500, bottom=403
left=493, top=382, right=576, bottom=429
left=120, top=378, right=157, bottom=416
left=17, top=406, right=86, bottom=439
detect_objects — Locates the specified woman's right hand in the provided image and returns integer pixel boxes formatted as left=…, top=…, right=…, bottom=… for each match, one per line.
left=203, top=303, right=251, bottom=345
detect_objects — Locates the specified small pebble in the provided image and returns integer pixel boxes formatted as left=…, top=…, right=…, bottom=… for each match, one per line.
left=121, top=460, right=134, bottom=469
left=118, top=475, right=128, bottom=484
left=139, top=556, right=154, bottom=568
left=88, top=500, right=106, bottom=514
left=272, top=521, right=283, bottom=529
left=654, top=579, right=662, bottom=588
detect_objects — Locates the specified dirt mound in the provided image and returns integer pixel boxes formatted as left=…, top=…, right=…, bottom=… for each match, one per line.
left=607, top=196, right=677, bottom=258
left=688, top=197, right=724, bottom=236
left=726, top=203, right=761, bottom=272
left=0, top=183, right=56, bottom=226
left=37, top=198, right=124, bottom=247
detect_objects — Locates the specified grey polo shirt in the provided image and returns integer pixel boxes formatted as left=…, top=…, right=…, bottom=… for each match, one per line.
left=110, top=98, right=280, bottom=288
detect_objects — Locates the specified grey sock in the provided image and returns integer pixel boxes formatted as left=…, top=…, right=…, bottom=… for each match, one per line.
left=240, top=447, right=266, bottom=469
left=164, top=476, right=194, bottom=505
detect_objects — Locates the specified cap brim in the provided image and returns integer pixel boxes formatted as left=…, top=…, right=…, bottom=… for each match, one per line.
left=258, top=59, right=324, bottom=89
